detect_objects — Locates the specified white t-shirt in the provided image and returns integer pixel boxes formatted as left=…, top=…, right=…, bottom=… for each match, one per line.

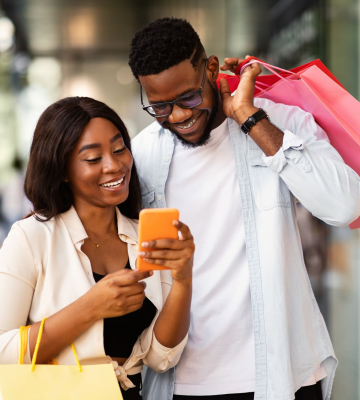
left=166, top=119, right=255, bottom=395
left=166, top=118, right=326, bottom=396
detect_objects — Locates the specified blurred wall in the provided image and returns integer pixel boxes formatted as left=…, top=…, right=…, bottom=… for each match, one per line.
left=0, top=1, right=360, bottom=399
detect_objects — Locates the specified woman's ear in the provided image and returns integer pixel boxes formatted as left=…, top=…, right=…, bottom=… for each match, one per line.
left=207, top=55, right=220, bottom=83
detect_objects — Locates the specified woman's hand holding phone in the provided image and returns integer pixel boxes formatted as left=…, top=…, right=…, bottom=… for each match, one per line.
left=139, top=220, right=195, bottom=285
left=136, top=209, right=194, bottom=348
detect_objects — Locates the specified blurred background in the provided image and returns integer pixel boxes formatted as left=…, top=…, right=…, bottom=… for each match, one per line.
left=0, top=0, right=359, bottom=398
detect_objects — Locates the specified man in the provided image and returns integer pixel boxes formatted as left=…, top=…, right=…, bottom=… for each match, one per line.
left=129, top=18, right=360, bottom=400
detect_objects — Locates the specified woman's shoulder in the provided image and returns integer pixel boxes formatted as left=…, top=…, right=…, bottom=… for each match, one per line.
left=5, top=214, right=64, bottom=256
left=15, top=214, right=58, bottom=238
left=0, top=216, right=54, bottom=282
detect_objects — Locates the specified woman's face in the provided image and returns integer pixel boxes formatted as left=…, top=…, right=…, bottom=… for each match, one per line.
left=67, top=117, right=133, bottom=209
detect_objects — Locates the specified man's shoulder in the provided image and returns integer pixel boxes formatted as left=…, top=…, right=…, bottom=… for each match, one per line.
left=254, top=97, right=307, bottom=117
left=131, top=121, right=165, bottom=176
left=254, top=97, right=311, bottom=131
left=132, top=121, right=162, bottom=149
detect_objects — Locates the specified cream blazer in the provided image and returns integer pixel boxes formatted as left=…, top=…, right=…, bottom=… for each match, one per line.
left=0, top=206, right=187, bottom=390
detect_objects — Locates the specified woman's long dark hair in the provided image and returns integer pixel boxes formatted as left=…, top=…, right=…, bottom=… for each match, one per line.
left=24, top=97, right=141, bottom=221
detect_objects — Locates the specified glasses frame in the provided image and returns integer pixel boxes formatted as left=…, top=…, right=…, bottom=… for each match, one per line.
left=140, top=58, right=209, bottom=118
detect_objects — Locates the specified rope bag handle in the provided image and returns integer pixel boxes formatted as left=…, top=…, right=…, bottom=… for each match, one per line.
left=19, top=318, right=82, bottom=372
left=233, top=56, right=297, bottom=96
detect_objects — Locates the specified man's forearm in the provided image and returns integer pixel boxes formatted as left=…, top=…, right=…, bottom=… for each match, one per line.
left=235, top=106, right=360, bottom=226
left=234, top=106, right=284, bottom=156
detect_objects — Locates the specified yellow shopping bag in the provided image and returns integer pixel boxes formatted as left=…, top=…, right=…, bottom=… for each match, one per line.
left=0, top=318, right=123, bottom=400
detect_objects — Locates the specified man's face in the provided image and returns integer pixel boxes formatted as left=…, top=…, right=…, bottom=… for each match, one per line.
left=139, top=57, right=220, bottom=147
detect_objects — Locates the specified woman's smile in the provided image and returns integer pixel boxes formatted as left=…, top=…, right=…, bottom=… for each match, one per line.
left=99, top=175, right=126, bottom=190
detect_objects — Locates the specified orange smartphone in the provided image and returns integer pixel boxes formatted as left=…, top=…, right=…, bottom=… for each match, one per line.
left=137, top=208, right=180, bottom=271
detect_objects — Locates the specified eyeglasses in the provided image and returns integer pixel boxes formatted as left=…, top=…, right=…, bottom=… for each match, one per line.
left=140, top=58, right=209, bottom=118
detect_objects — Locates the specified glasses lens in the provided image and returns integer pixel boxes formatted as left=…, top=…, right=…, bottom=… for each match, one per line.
left=148, top=103, right=172, bottom=117
left=177, top=92, right=202, bottom=108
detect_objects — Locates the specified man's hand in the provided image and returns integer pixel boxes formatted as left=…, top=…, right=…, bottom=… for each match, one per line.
left=219, top=56, right=261, bottom=125
left=220, top=55, right=284, bottom=156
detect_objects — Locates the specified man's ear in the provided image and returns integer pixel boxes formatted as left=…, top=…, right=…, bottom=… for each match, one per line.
left=207, top=55, right=220, bottom=83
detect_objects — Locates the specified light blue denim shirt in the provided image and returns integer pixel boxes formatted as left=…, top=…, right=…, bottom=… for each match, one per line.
left=132, top=98, right=360, bottom=400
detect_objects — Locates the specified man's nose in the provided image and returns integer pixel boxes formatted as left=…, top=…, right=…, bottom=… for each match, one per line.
left=168, top=104, right=193, bottom=124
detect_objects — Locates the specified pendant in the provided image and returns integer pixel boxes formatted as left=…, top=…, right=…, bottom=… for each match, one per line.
left=97, top=245, right=100, bottom=248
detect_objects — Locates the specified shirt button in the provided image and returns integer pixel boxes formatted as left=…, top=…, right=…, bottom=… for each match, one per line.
left=168, top=350, right=174, bottom=355
left=147, top=294, right=152, bottom=299
left=131, top=357, right=137, bottom=362
left=164, top=157, right=169, bottom=162
left=157, top=195, right=162, bottom=201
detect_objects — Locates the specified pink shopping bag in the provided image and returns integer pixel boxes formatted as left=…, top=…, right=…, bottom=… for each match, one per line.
left=218, top=59, right=360, bottom=229
left=217, top=57, right=344, bottom=95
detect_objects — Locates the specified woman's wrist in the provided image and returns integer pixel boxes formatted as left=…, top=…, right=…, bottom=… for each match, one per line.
left=77, top=291, right=101, bottom=325
left=172, top=277, right=192, bottom=291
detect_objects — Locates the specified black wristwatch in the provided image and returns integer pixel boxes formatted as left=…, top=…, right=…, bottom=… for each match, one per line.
left=240, top=108, right=269, bottom=135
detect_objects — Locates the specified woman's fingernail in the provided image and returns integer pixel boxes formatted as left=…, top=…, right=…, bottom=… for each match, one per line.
left=142, top=242, right=149, bottom=248
left=139, top=251, right=146, bottom=256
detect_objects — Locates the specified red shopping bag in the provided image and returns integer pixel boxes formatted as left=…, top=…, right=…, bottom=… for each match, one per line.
left=217, top=59, right=360, bottom=229
left=217, top=57, right=344, bottom=94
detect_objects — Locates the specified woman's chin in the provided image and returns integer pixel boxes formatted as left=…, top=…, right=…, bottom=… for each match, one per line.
left=102, top=192, right=129, bottom=207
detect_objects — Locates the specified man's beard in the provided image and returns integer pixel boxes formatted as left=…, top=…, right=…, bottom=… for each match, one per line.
left=163, top=81, right=219, bottom=149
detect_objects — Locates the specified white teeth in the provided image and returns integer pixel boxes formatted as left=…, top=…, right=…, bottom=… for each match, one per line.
left=100, top=177, right=124, bottom=188
left=178, top=116, right=199, bottom=130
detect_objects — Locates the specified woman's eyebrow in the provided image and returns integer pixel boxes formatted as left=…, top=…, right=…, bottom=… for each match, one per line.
left=110, top=132, right=122, bottom=143
left=78, top=143, right=100, bottom=154
left=78, top=133, right=122, bottom=154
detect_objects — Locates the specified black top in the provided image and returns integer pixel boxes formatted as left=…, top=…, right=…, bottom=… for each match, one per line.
left=93, top=261, right=157, bottom=358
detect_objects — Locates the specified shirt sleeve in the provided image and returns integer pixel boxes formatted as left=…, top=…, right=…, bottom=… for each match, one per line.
left=0, top=223, right=37, bottom=364
left=142, top=332, right=188, bottom=373
left=262, top=112, right=360, bottom=227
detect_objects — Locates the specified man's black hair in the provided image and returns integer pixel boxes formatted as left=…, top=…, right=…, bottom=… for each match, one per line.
left=129, top=17, right=205, bottom=80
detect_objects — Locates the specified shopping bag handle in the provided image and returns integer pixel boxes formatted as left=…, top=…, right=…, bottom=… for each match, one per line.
left=234, top=57, right=296, bottom=90
left=19, top=318, right=82, bottom=372
left=234, top=56, right=261, bottom=75
left=19, top=325, right=31, bottom=364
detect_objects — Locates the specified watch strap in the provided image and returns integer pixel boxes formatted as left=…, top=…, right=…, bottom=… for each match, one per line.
left=240, top=108, right=269, bottom=135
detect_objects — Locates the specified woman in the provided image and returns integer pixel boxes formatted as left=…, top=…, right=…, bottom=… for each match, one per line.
left=0, top=97, right=195, bottom=399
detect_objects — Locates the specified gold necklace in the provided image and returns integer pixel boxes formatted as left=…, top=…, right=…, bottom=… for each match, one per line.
left=88, top=228, right=116, bottom=248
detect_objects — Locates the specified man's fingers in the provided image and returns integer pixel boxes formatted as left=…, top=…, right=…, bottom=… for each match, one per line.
left=220, top=64, right=233, bottom=72
left=224, top=57, right=245, bottom=65
left=222, top=57, right=246, bottom=73
left=222, top=56, right=257, bottom=75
